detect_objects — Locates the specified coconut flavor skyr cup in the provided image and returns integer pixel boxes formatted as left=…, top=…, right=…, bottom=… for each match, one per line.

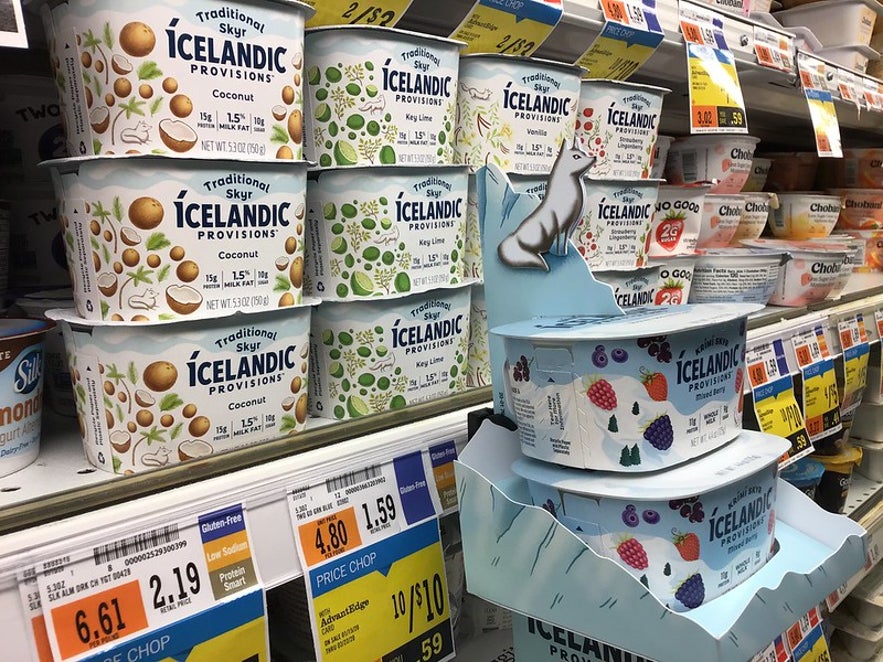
left=0, top=318, right=53, bottom=477
left=455, top=54, right=582, bottom=174
left=306, top=166, right=467, bottom=300
left=574, top=80, right=670, bottom=180
left=305, top=26, right=461, bottom=167
left=50, top=155, right=307, bottom=322
left=493, top=303, right=759, bottom=471
left=309, top=285, right=471, bottom=420
left=44, top=0, right=313, bottom=160
left=50, top=305, right=313, bottom=474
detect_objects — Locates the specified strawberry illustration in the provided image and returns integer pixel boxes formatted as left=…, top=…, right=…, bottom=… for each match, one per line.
left=800, top=272, right=812, bottom=286
left=655, top=278, right=685, bottom=305
left=654, top=211, right=686, bottom=251
left=641, top=368, right=668, bottom=401
left=587, top=378, right=617, bottom=410
left=734, top=367, right=744, bottom=393
left=767, top=509, right=775, bottom=535
left=616, top=536, right=648, bottom=570
left=673, top=530, right=700, bottom=561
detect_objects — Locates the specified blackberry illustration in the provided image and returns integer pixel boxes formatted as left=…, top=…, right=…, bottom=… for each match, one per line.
left=675, top=573, right=705, bottom=609
left=644, top=414, right=673, bottom=450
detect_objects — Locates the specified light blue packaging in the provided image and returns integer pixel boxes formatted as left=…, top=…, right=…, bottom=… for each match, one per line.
left=492, top=303, right=759, bottom=471
left=513, top=431, right=789, bottom=611
left=305, top=166, right=467, bottom=300
left=309, top=285, right=470, bottom=420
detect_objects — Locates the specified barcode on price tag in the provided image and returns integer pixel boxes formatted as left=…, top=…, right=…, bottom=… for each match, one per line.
left=325, top=464, right=382, bottom=493
left=92, top=525, right=180, bottom=565
left=753, top=26, right=793, bottom=72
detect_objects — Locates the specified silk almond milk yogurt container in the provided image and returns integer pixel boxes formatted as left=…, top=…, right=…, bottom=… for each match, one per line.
left=310, top=286, right=470, bottom=420
left=50, top=306, right=312, bottom=474
left=305, top=166, right=467, bottom=300
left=574, top=80, right=669, bottom=180
left=455, top=55, right=582, bottom=174
left=44, top=0, right=312, bottom=160
left=493, top=303, right=758, bottom=472
left=648, top=185, right=706, bottom=257
left=50, top=156, right=307, bottom=322
left=513, top=431, right=788, bottom=611
left=304, top=27, right=460, bottom=167
left=0, top=319, right=53, bottom=477
left=573, top=178, right=661, bottom=269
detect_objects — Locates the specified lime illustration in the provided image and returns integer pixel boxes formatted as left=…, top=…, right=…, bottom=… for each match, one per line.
left=314, top=103, right=331, bottom=122
left=307, top=66, right=321, bottom=85
left=325, top=67, right=342, bottom=83
left=329, top=362, right=344, bottom=378
left=334, top=141, right=358, bottom=165
left=363, top=246, right=380, bottom=261
left=322, top=329, right=334, bottom=345
left=390, top=395, right=407, bottom=410
left=394, top=272, right=411, bottom=293
left=379, top=145, right=396, bottom=164
left=338, top=332, right=353, bottom=345
left=351, top=271, right=374, bottom=295
left=341, top=203, right=357, bottom=218
left=347, top=115, right=365, bottom=130
left=347, top=395, right=370, bottom=418
left=323, top=202, right=337, bottom=219
left=330, top=237, right=348, bottom=254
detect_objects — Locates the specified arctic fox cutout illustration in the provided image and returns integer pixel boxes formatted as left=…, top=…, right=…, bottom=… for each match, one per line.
left=497, top=139, right=595, bottom=271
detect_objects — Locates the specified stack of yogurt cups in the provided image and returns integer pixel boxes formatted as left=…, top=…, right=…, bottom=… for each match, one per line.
left=36, top=0, right=317, bottom=475
left=302, top=26, right=473, bottom=421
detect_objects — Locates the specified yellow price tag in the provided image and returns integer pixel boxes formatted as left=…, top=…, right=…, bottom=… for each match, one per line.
left=302, top=0, right=414, bottom=28
left=753, top=375, right=812, bottom=464
left=575, top=21, right=664, bottom=81
left=840, top=343, right=870, bottom=415
left=306, top=519, right=453, bottom=662
left=451, top=0, right=563, bottom=56
left=790, top=624, right=831, bottom=662
left=801, top=359, right=841, bottom=443
left=798, top=54, right=842, bottom=157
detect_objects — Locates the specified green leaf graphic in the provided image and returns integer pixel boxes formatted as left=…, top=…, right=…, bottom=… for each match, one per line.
left=271, top=125, right=289, bottom=144
left=112, top=196, right=123, bottom=222
left=127, top=361, right=138, bottom=384
left=137, top=61, right=163, bottom=80
left=170, top=422, right=183, bottom=441
left=149, top=97, right=163, bottom=116
left=274, top=275, right=291, bottom=292
left=102, top=21, right=114, bottom=48
left=146, top=232, right=171, bottom=251
left=156, top=264, right=170, bottom=282
left=159, top=393, right=184, bottom=411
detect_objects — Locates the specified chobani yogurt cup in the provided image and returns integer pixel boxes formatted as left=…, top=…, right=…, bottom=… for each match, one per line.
left=833, top=229, right=883, bottom=271
left=650, top=135, right=674, bottom=180
left=13, top=289, right=76, bottom=417
left=50, top=156, right=307, bottom=322
left=305, top=26, right=461, bottom=168
left=689, top=248, right=785, bottom=304
left=731, top=192, right=776, bottom=244
left=574, top=80, right=670, bottom=180
left=50, top=305, right=313, bottom=474
left=806, top=236, right=862, bottom=298
left=0, top=76, right=67, bottom=182
left=455, top=54, right=581, bottom=174
left=466, top=284, right=489, bottom=388
left=840, top=148, right=883, bottom=189
left=829, top=188, right=883, bottom=229
left=741, top=238, right=848, bottom=306
left=512, top=431, right=787, bottom=610
left=492, top=303, right=758, bottom=471
left=305, top=166, right=467, bottom=300
left=0, top=318, right=52, bottom=477
left=664, top=135, right=760, bottom=194
left=741, top=157, right=772, bottom=192
left=309, top=285, right=470, bottom=420
left=768, top=192, right=841, bottom=240
left=697, top=193, right=745, bottom=248
left=44, top=0, right=312, bottom=160
left=595, top=257, right=695, bottom=308
left=572, top=178, right=661, bottom=269
left=8, top=186, right=70, bottom=290
left=647, top=185, right=706, bottom=257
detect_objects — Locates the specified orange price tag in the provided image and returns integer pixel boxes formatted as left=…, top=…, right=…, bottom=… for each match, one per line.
left=748, top=361, right=768, bottom=387
left=601, top=0, right=628, bottom=23
left=840, top=328, right=853, bottom=349
left=816, top=133, right=831, bottom=153
left=756, top=44, right=772, bottom=66
left=297, top=507, right=363, bottom=567
left=681, top=21, right=703, bottom=45
left=51, top=581, right=148, bottom=660
left=805, top=415, right=823, bottom=437
left=693, top=105, right=719, bottom=128
left=787, top=621, right=803, bottom=651
left=795, top=345, right=811, bottom=368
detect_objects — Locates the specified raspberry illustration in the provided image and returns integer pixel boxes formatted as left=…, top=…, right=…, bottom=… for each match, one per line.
left=616, top=536, right=648, bottom=570
left=768, top=509, right=775, bottom=535
left=644, top=414, right=673, bottom=450
left=675, top=573, right=705, bottom=609
left=641, top=368, right=668, bottom=402
left=587, top=378, right=617, bottom=411
left=734, top=367, right=744, bottom=394
left=673, top=530, right=700, bottom=561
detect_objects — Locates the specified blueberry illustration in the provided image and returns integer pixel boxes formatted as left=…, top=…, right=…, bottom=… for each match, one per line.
left=622, top=508, right=640, bottom=527
left=611, top=348, right=628, bottom=363
left=592, top=351, right=608, bottom=368
left=642, top=509, right=660, bottom=524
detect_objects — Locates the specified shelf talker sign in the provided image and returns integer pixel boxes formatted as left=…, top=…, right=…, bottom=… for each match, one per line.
left=289, top=451, right=455, bottom=662
left=573, top=0, right=665, bottom=80
left=24, top=503, right=268, bottom=662
left=753, top=25, right=794, bottom=74
left=791, top=325, right=841, bottom=444
left=746, top=339, right=812, bottom=467
left=797, top=53, right=843, bottom=158
left=301, top=0, right=414, bottom=28
left=837, top=314, right=870, bottom=417
left=450, top=0, right=563, bottom=56
left=679, top=3, right=747, bottom=133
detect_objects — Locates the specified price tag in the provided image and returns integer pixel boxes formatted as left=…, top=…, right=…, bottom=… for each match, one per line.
left=789, top=619, right=831, bottom=662
left=31, top=504, right=267, bottom=662
left=753, top=375, right=813, bottom=465
left=301, top=0, right=414, bottom=27
left=753, top=26, right=794, bottom=73
left=451, top=0, right=563, bottom=56
left=750, top=635, right=790, bottom=662
left=428, top=441, right=459, bottom=512
left=17, top=569, right=54, bottom=662
left=697, top=0, right=750, bottom=16
left=838, top=69, right=863, bottom=109
left=791, top=327, right=841, bottom=443
left=838, top=314, right=871, bottom=415
left=791, top=326, right=830, bottom=369
left=290, top=453, right=454, bottom=662
left=573, top=0, right=664, bottom=80
left=798, top=54, right=843, bottom=158
left=746, top=340, right=790, bottom=388
left=861, top=77, right=883, bottom=111
left=680, top=5, right=748, bottom=133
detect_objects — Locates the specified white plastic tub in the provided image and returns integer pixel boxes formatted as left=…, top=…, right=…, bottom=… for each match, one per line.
left=775, top=0, right=882, bottom=47
left=689, top=248, right=784, bottom=304
left=815, top=44, right=878, bottom=73
left=647, top=185, right=706, bottom=257
left=650, top=135, right=674, bottom=180
left=741, top=238, right=848, bottom=305
left=829, top=189, right=883, bottom=230
left=732, top=192, right=775, bottom=243
left=768, top=192, right=841, bottom=240
left=594, top=257, right=695, bottom=308
left=741, top=157, right=772, bottom=192
left=664, top=135, right=760, bottom=194
left=697, top=193, right=745, bottom=248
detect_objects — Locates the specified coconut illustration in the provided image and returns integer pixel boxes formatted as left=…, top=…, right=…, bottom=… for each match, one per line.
left=90, top=107, right=110, bottom=134
left=134, top=389, right=155, bottom=407
left=178, top=439, right=213, bottom=462
left=110, top=430, right=131, bottom=453
left=128, top=197, right=164, bottom=230
left=158, top=119, right=197, bottom=153
left=120, top=227, right=142, bottom=246
left=165, top=284, right=203, bottom=315
left=111, top=54, right=133, bottom=75
left=275, top=256, right=290, bottom=271
left=142, top=361, right=178, bottom=392
left=97, top=272, right=118, bottom=296
left=281, top=396, right=296, bottom=411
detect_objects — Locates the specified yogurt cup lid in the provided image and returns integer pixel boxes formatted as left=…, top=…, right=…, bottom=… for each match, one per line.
left=780, top=457, right=825, bottom=483
left=580, top=79, right=671, bottom=95
left=47, top=297, right=320, bottom=329
left=459, top=53, right=585, bottom=76
left=305, top=24, right=465, bottom=49
left=0, top=317, right=53, bottom=339
left=44, top=154, right=313, bottom=172
left=695, top=247, right=787, bottom=262
left=308, top=164, right=469, bottom=176
left=813, top=445, right=863, bottom=469
left=741, top=238, right=850, bottom=255
left=490, top=302, right=761, bottom=341
left=511, top=431, right=789, bottom=500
